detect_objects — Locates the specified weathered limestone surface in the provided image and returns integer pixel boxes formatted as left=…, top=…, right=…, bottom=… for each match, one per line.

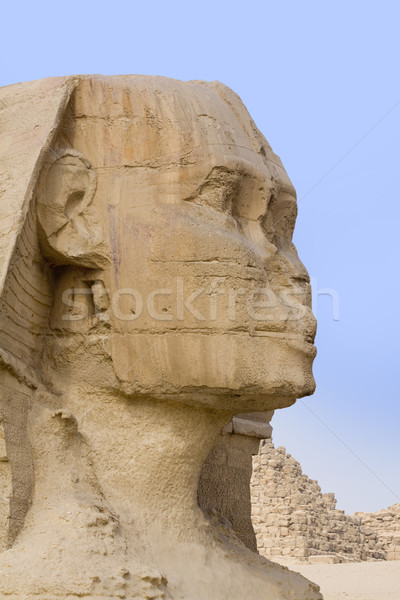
left=0, top=418, right=11, bottom=551
left=0, top=75, right=320, bottom=599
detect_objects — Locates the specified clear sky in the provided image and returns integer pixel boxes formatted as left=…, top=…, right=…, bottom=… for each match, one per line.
left=1, top=0, right=399, bottom=514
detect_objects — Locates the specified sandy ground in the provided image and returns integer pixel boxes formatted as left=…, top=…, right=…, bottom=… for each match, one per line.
left=292, top=560, right=400, bottom=600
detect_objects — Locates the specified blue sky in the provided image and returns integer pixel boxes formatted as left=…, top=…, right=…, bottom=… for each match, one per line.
left=1, top=0, right=399, bottom=513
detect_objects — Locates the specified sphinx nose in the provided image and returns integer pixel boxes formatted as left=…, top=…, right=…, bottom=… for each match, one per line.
left=269, top=236, right=314, bottom=312
left=244, top=224, right=312, bottom=307
left=273, top=234, right=310, bottom=283
left=238, top=219, right=279, bottom=263
left=239, top=219, right=309, bottom=282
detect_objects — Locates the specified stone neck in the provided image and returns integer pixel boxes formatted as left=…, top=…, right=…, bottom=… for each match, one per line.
left=66, top=386, right=230, bottom=540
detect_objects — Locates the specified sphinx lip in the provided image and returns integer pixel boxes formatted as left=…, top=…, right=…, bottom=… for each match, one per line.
left=283, top=335, right=317, bottom=358
left=250, top=330, right=317, bottom=356
left=301, top=340, right=317, bottom=357
left=251, top=330, right=315, bottom=342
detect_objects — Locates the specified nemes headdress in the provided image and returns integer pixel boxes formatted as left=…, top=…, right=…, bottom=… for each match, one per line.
left=0, top=76, right=77, bottom=385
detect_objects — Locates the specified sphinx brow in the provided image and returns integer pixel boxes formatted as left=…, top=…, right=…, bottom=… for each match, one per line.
left=126, top=142, right=275, bottom=167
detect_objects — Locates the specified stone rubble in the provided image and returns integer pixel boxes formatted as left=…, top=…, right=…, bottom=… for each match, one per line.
left=355, top=504, right=400, bottom=561
left=251, top=439, right=396, bottom=563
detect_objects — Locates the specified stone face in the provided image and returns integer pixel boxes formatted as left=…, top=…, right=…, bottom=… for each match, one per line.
left=0, top=75, right=320, bottom=599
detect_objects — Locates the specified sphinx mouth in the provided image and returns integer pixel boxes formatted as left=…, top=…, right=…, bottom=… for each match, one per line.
left=251, top=307, right=317, bottom=340
left=247, top=329, right=317, bottom=357
left=252, top=326, right=316, bottom=343
left=252, top=329, right=315, bottom=342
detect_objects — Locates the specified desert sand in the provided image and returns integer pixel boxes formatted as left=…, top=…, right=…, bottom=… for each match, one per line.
left=294, top=560, right=400, bottom=600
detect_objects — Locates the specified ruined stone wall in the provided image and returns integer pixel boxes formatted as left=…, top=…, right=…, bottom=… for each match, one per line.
left=355, top=504, right=400, bottom=561
left=251, top=440, right=385, bottom=563
left=200, top=418, right=398, bottom=565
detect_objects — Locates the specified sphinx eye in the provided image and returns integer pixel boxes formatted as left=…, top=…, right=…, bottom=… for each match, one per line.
left=269, top=192, right=298, bottom=241
left=184, top=167, right=242, bottom=213
left=232, top=176, right=274, bottom=225
left=260, top=207, right=275, bottom=242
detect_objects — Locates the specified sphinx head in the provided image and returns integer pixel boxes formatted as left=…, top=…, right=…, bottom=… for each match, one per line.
left=30, top=76, right=316, bottom=413
left=0, top=76, right=322, bottom=600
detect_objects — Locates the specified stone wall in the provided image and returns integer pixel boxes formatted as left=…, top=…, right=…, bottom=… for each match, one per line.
left=355, top=504, right=400, bottom=561
left=198, top=431, right=261, bottom=551
left=198, top=412, right=273, bottom=551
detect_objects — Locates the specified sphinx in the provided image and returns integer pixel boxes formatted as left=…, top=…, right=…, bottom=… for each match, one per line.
left=0, top=75, right=320, bottom=599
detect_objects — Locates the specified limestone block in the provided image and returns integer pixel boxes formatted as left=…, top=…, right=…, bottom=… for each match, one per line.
left=232, top=416, right=273, bottom=438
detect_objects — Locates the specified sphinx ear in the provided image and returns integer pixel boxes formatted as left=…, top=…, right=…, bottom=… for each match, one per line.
left=36, top=150, right=109, bottom=269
